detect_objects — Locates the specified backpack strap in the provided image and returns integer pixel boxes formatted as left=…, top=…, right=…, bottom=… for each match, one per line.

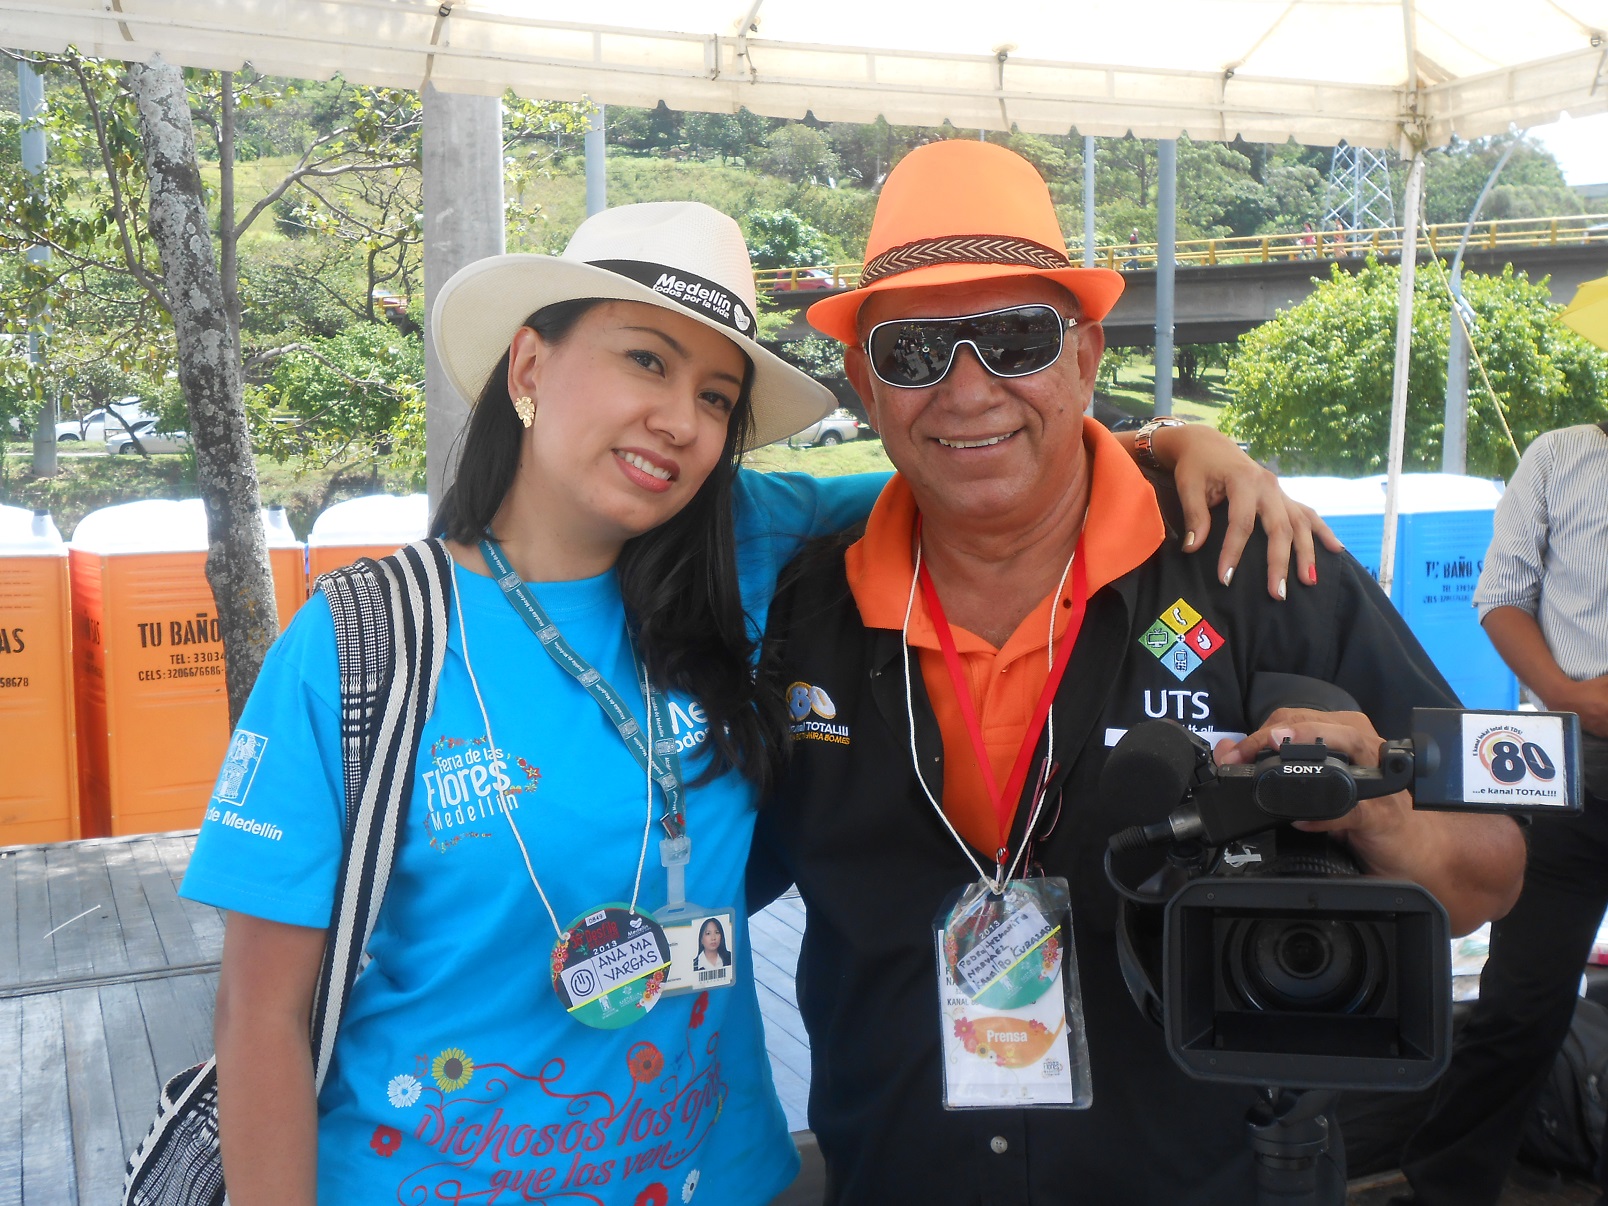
left=307, top=537, right=452, bottom=1090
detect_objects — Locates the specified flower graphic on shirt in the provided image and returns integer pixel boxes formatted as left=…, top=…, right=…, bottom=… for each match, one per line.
left=690, top=991, right=709, bottom=1030
left=431, top=1047, right=475, bottom=1092
left=634, top=1185, right=669, bottom=1206
left=370, top=1124, right=402, bottom=1157
left=682, top=1169, right=701, bottom=1201
left=627, top=1041, right=665, bottom=1083
left=386, top=1073, right=422, bottom=1109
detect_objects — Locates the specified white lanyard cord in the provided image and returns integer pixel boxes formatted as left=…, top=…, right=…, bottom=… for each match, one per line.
left=901, top=538, right=1078, bottom=893
left=901, top=543, right=994, bottom=890
left=452, top=558, right=655, bottom=938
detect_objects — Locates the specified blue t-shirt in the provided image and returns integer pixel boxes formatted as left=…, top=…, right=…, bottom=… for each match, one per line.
left=183, top=469, right=884, bottom=1206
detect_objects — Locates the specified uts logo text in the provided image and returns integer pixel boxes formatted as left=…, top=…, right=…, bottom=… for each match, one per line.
left=1138, top=597, right=1225, bottom=682
left=787, top=681, right=850, bottom=745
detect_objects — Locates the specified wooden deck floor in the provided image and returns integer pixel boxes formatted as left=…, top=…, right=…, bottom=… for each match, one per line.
left=0, top=832, right=813, bottom=1205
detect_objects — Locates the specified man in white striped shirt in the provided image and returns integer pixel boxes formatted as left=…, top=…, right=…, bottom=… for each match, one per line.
left=1401, top=420, right=1608, bottom=1205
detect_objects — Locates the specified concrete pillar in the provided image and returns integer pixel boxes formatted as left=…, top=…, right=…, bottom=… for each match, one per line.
left=1153, top=138, right=1177, bottom=416
left=585, top=103, right=607, bottom=217
left=19, top=59, right=56, bottom=477
left=423, top=86, right=506, bottom=509
left=1083, top=135, right=1096, bottom=268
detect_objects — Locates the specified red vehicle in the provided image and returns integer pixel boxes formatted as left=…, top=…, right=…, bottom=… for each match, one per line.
left=768, top=266, right=841, bottom=294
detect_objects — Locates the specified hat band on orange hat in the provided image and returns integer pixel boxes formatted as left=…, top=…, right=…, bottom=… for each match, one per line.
left=860, top=234, right=1070, bottom=285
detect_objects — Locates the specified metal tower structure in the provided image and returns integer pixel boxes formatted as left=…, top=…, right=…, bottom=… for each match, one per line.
left=1322, top=143, right=1396, bottom=245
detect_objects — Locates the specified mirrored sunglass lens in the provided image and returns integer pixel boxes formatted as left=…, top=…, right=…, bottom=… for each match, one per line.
left=970, top=307, right=1064, bottom=375
left=871, top=323, right=956, bottom=385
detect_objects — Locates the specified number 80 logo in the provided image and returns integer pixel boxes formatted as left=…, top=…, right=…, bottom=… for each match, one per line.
left=1477, top=729, right=1557, bottom=785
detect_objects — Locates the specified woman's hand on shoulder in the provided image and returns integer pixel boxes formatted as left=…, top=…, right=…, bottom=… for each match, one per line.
left=1148, top=422, right=1342, bottom=600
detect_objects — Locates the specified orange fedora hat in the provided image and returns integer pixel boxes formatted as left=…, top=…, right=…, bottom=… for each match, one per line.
left=808, top=140, right=1125, bottom=345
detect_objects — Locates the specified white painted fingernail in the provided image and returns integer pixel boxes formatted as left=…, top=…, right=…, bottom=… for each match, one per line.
left=1185, top=530, right=1196, bottom=549
left=1221, top=566, right=1234, bottom=587
left=1277, top=577, right=1287, bottom=600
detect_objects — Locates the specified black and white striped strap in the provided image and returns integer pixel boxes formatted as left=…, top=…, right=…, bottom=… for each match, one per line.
left=309, top=538, right=451, bottom=1091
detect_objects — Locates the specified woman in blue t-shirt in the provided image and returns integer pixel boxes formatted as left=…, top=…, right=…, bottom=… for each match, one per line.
left=186, top=201, right=1335, bottom=1205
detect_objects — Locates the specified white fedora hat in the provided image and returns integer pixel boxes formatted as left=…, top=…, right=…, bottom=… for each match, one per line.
left=431, top=202, right=834, bottom=450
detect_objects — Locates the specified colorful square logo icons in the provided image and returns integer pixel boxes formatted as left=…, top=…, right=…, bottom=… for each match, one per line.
left=1138, top=600, right=1224, bottom=682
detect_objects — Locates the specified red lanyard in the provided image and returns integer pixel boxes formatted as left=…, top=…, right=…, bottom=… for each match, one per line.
left=916, top=532, right=1089, bottom=863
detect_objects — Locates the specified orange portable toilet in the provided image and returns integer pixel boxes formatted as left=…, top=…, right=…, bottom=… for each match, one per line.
left=307, top=493, right=428, bottom=581
left=0, top=505, right=79, bottom=846
left=70, top=500, right=307, bottom=838
left=264, top=504, right=310, bottom=628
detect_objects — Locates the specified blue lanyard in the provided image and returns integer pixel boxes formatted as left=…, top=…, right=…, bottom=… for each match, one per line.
left=479, top=538, right=685, bottom=839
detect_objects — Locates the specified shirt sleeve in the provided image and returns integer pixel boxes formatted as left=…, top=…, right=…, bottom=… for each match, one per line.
left=179, top=593, right=346, bottom=929
left=1473, top=435, right=1555, bottom=621
left=732, top=468, right=889, bottom=641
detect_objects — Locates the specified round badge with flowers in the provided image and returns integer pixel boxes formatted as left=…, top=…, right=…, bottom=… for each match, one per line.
left=943, top=897, right=1062, bottom=1011
left=552, top=904, right=671, bottom=1030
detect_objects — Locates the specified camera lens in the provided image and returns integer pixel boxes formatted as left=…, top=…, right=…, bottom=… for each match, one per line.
left=1224, top=918, right=1385, bottom=1014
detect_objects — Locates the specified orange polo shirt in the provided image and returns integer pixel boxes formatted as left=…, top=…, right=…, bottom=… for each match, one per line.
left=845, top=416, right=1166, bottom=855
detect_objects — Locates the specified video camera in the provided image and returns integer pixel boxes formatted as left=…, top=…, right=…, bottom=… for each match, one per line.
left=1103, top=693, right=1583, bottom=1094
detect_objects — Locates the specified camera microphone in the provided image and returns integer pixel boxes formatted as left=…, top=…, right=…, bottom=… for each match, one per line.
left=1103, top=721, right=1213, bottom=852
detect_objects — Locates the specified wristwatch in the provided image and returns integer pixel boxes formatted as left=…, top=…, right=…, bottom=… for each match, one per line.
left=1132, top=416, right=1186, bottom=472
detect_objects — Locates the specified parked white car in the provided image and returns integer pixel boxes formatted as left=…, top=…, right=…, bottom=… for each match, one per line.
left=57, top=398, right=153, bottom=443
left=785, top=408, right=865, bottom=448
left=107, top=419, right=190, bottom=455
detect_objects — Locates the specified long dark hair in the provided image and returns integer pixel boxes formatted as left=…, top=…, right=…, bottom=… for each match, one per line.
left=432, top=299, right=784, bottom=788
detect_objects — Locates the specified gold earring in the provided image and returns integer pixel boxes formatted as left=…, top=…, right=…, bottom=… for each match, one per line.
left=512, top=394, right=534, bottom=428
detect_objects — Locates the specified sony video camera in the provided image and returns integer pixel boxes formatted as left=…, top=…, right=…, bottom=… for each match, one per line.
left=1103, top=688, right=1583, bottom=1092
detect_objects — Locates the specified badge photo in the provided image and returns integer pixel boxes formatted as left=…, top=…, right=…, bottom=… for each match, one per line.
left=658, top=910, right=738, bottom=996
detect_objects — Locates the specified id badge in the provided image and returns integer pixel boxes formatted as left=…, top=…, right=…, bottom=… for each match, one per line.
left=655, top=908, right=739, bottom=997
left=934, top=876, right=1093, bottom=1109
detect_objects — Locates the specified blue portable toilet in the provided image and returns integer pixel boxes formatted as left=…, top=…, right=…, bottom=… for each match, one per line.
left=1281, top=474, right=1517, bottom=710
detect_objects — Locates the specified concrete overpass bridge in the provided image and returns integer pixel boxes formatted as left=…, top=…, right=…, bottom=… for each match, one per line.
left=764, top=213, right=1608, bottom=348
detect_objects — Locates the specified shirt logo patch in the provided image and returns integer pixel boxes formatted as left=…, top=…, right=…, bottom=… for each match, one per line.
left=1139, top=599, right=1225, bottom=682
left=213, top=730, right=268, bottom=806
left=786, top=681, right=850, bottom=745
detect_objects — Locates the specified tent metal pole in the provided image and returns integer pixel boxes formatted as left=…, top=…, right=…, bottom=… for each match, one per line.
left=1378, top=152, right=1425, bottom=598
left=586, top=102, right=607, bottom=216
left=1083, top=135, right=1096, bottom=268
left=1154, top=138, right=1177, bottom=416
left=1443, top=137, right=1521, bottom=473
left=19, top=58, right=57, bottom=477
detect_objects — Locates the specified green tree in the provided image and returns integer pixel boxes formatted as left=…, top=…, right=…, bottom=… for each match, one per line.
left=743, top=209, right=834, bottom=269
left=1223, top=259, right=1608, bottom=476
left=760, top=124, right=841, bottom=184
left=255, top=321, right=425, bottom=473
left=1421, top=133, right=1582, bottom=226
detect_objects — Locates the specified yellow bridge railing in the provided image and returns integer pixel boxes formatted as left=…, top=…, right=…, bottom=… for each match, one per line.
left=753, top=212, right=1608, bottom=294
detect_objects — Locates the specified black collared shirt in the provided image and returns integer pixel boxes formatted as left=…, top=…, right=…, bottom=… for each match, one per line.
left=751, top=491, right=1459, bottom=1206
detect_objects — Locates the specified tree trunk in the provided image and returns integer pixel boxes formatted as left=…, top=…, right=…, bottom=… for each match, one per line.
left=127, top=56, right=277, bottom=727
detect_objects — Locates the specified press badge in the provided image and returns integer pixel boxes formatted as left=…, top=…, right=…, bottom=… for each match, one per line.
left=934, top=876, right=1093, bottom=1109
left=655, top=908, right=739, bottom=997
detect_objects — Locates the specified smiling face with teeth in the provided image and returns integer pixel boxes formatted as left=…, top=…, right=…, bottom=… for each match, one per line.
left=490, top=300, right=748, bottom=580
left=846, top=276, right=1105, bottom=537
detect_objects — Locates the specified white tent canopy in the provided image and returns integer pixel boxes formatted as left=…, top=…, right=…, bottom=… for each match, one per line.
left=7, top=0, right=1605, bottom=588
left=4, top=0, right=1607, bottom=151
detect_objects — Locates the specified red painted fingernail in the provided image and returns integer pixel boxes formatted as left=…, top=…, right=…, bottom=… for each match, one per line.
left=1308, top=565, right=1318, bottom=585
